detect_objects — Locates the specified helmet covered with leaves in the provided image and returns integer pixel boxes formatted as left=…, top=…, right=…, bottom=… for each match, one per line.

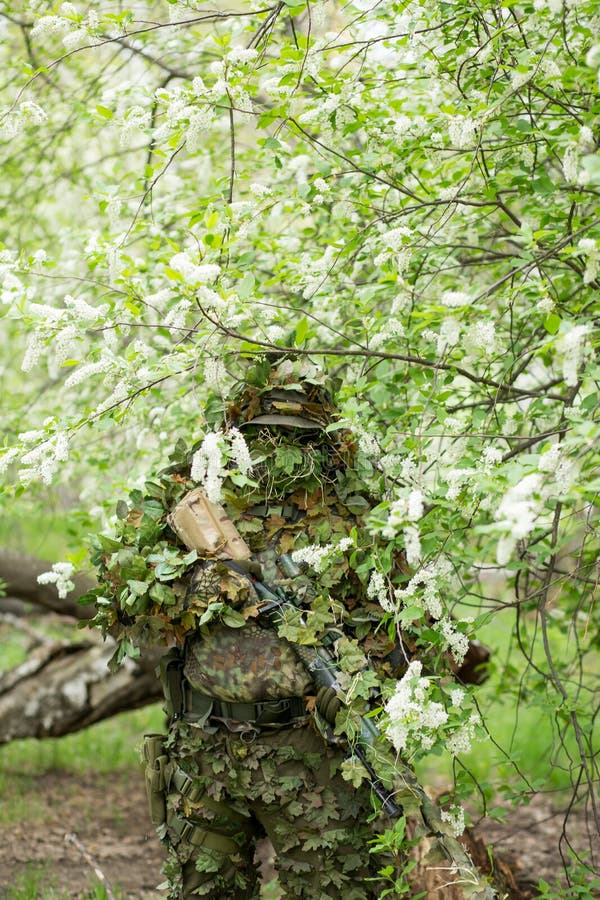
left=224, top=357, right=352, bottom=501
left=227, top=356, right=339, bottom=432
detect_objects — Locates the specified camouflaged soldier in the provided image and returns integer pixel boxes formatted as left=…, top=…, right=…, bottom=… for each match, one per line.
left=143, top=363, right=397, bottom=899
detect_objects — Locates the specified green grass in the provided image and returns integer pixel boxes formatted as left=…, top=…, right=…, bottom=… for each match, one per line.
left=0, top=704, right=164, bottom=826
left=4, top=865, right=127, bottom=900
left=0, top=704, right=164, bottom=778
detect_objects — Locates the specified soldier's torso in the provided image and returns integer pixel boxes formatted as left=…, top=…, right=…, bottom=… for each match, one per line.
left=182, top=543, right=313, bottom=702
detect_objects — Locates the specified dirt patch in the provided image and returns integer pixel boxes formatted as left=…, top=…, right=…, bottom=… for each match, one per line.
left=0, top=770, right=164, bottom=898
left=471, top=793, right=599, bottom=898
left=0, top=770, right=597, bottom=898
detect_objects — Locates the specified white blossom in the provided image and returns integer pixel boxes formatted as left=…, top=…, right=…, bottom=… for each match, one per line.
left=481, top=447, right=503, bottom=472
left=292, top=536, right=353, bottom=574
left=367, top=571, right=392, bottom=611
left=403, top=525, right=421, bottom=566
left=440, top=290, right=470, bottom=307
left=385, top=661, right=448, bottom=754
left=439, top=617, right=470, bottom=665
left=468, top=320, right=496, bottom=355
left=536, top=294, right=554, bottom=314
left=22, top=332, right=44, bottom=372
left=190, top=431, right=226, bottom=502
left=562, top=145, right=579, bottom=183
left=495, top=473, right=543, bottom=563
left=448, top=115, right=477, bottom=149
left=538, top=444, right=561, bottom=473
left=450, top=688, right=465, bottom=708
left=407, top=490, right=424, bottom=522
left=120, top=106, right=151, bottom=147
left=358, top=431, right=380, bottom=458
left=577, top=238, right=598, bottom=285
left=0, top=448, right=19, bottom=474
left=64, top=359, right=112, bottom=388
left=229, top=428, right=252, bottom=474
left=446, top=713, right=480, bottom=756
left=441, top=806, right=466, bottom=837
left=227, top=47, right=258, bottom=65
left=37, top=561, right=75, bottom=599
left=169, top=252, right=221, bottom=285
left=557, top=324, right=590, bottom=386
left=440, top=317, right=461, bottom=347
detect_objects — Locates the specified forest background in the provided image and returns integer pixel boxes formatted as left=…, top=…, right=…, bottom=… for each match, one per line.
left=0, top=0, right=599, bottom=897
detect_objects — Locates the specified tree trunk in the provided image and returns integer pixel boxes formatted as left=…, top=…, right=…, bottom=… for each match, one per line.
left=0, top=548, right=163, bottom=744
left=0, top=633, right=163, bottom=743
left=0, top=547, right=96, bottom=619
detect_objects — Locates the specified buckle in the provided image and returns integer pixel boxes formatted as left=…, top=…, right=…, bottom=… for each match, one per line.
left=240, top=727, right=258, bottom=744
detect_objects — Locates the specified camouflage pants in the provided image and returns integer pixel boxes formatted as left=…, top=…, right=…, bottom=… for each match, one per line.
left=158, top=720, right=391, bottom=899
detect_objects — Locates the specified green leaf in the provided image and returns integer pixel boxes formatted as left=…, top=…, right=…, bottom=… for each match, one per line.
left=127, top=579, right=149, bottom=596
left=397, top=605, right=425, bottom=624
left=543, top=314, right=561, bottom=335
left=238, top=272, right=255, bottom=299
left=95, top=105, right=113, bottom=119
left=294, top=317, right=309, bottom=345
left=221, top=608, right=246, bottom=628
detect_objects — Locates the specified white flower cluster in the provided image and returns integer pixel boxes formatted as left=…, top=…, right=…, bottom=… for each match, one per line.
left=444, top=467, right=474, bottom=501
left=190, top=427, right=253, bottom=503
left=367, top=570, right=392, bottom=611
left=577, top=239, right=598, bottom=286
left=556, top=323, right=590, bottom=387
left=446, top=713, right=480, bottom=756
left=291, top=536, right=354, bottom=574
left=19, top=431, right=69, bottom=484
left=562, top=145, right=579, bottom=183
left=495, top=473, right=543, bottom=565
left=467, top=320, right=496, bottom=356
left=37, top=561, right=75, bottom=599
left=369, top=318, right=405, bottom=349
left=438, top=617, right=470, bottom=665
left=385, top=661, right=448, bottom=753
left=441, top=805, right=466, bottom=837
left=191, top=432, right=226, bottom=502
left=0, top=252, right=29, bottom=305
left=481, top=446, right=503, bottom=473
left=120, top=105, right=151, bottom=147
left=394, top=560, right=450, bottom=621
left=169, top=251, right=221, bottom=287
left=493, top=442, right=581, bottom=562
left=0, top=100, right=47, bottom=140
left=448, top=115, right=478, bottom=149
left=381, top=491, right=424, bottom=563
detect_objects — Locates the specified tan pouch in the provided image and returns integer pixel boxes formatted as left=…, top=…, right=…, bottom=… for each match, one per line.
left=167, top=487, right=251, bottom=560
left=143, top=733, right=168, bottom=827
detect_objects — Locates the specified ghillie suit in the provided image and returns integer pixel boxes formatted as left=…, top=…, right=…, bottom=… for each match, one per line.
left=86, top=360, right=495, bottom=899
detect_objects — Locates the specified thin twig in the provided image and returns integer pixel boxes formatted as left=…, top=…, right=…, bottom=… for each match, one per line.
left=64, top=832, right=116, bottom=900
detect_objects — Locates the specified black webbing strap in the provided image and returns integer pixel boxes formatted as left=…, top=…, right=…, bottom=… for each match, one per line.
left=183, top=685, right=306, bottom=725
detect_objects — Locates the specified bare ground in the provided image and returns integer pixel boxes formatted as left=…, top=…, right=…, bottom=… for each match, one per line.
left=0, top=769, right=597, bottom=898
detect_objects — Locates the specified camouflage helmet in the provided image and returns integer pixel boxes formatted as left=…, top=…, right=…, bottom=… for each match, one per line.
left=227, top=357, right=339, bottom=433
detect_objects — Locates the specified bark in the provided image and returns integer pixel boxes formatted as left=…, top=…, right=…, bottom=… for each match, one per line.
left=0, top=547, right=96, bottom=619
left=0, top=633, right=163, bottom=744
left=0, top=547, right=163, bottom=744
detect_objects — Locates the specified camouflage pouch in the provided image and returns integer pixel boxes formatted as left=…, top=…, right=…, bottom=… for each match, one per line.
left=143, top=733, right=168, bottom=827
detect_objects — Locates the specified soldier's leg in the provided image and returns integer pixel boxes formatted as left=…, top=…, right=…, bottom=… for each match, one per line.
left=159, top=726, right=262, bottom=899
left=249, top=726, right=393, bottom=900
